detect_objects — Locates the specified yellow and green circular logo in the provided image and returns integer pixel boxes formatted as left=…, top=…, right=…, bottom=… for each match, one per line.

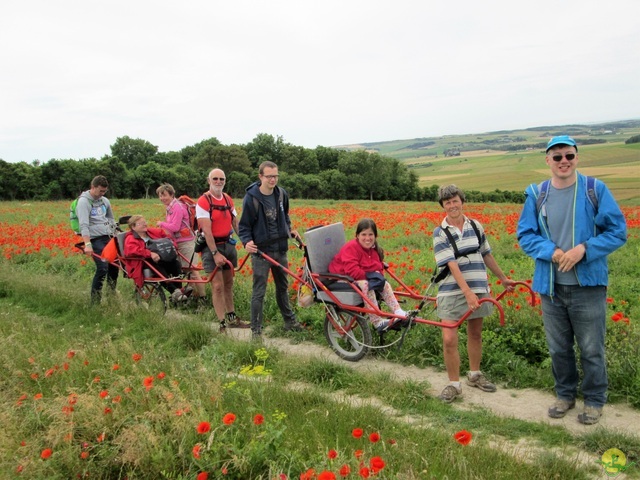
left=600, top=448, right=633, bottom=477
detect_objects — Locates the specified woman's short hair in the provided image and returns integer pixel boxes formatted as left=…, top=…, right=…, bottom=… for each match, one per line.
left=156, top=183, right=175, bottom=197
left=437, top=184, right=465, bottom=207
left=128, top=215, right=144, bottom=228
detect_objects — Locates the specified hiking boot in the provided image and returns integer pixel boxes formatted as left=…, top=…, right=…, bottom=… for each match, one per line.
left=219, top=321, right=227, bottom=333
left=439, top=385, right=462, bottom=404
left=228, top=317, right=250, bottom=329
left=182, top=286, right=194, bottom=297
left=577, top=406, right=602, bottom=425
left=283, top=320, right=305, bottom=332
left=548, top=398, right=576, bottom=419
left=171, top=290, right=188, bottom=303
left=466, top=372, right=497, bottom=392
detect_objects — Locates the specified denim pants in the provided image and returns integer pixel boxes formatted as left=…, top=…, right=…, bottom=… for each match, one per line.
left=90, top=235, right=119, bottom=303
left=540, top=285, right=607, bottom=408
left=250, top=252, right=297, bottom=333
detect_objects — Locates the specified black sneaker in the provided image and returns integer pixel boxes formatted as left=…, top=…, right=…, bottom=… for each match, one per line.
left=284, top=321, right=305, bottom=332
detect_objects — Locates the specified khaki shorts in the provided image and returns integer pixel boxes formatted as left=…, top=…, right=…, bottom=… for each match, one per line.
left=202, top=242, right=238, bottom=273
left=437, top=292, right=493, bottom=320
left=176, top=240, right=197, bottom=268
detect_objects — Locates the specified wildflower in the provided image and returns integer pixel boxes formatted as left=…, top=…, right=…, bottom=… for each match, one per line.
left=318, top=472, right=336, bottom=480
left=16, top=465, right=23, bottom=473
left=34, top=393, right=43, bottom=400
left=352, top=428, right=364, bottom=439
left=80, top=451, right=89, bottom=460
left=67, top=350, right=75, bottom=359
left=40, top=448, right=53, bottom=459
left=454, top=430, right=473, bottom=446
left=84, top=360, right=89, bottom=366
left=354, top=449, right=364, bottom=459
left=63, top=362, right=69, bottom=371
left=157, top=372, right=166, bottom=379
left=368, top=432, right=380, bottom=443
left=611, top=312, right=624, bottom=322
left=222, top=413, right=236, bottom=425
left=99, top=390, right=109, bottom=399
left=104, top=407, right=112, bottom=415
left=20, top=441, right=26, bottom=447
left=112, top=364, right=120, bottom=371
left=45, top=368, right=55, bottom=377
left=97, top=433, right=106, bottom=442
left=124, top=387, right=133, bottom=394
left=197, top=473, right=209, bottom=480
left=192, top=444, right=202, bottom=459
left=28, top=357, right=35, bottom=364
left=300, top=469, right=316, bottom=480
left=328, top=449, right=338, bottom=459
left=253, top=414, right=265, bottom=425
left=132, top=353, right=142, bottom=362
left=30, top=373, right=39, bottom=380
left=339, top=465, right=351, bottom=477
left=370, top=456, right=385, bottom=473
left=358, top=466, right=370, bottom=478
left=93, top=376, right=100, bottom=383
left=197, top=421, right=211, bottom=434
left=143, top=376, right=154, bottom=391
left=112, top=395, right=122, bottom=403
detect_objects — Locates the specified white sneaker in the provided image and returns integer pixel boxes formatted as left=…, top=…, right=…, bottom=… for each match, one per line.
left=171, top=290, right=187, bottom=302
left=394, top=308, right=407, bottom=317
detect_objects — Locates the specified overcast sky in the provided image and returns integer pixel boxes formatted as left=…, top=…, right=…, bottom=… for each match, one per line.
left=1, top=0, right=639, bottom=163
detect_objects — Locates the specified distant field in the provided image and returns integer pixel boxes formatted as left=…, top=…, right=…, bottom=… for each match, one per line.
left=337, top=120, right=640, bottom=204
left=407, top=142, right=640, bottom=203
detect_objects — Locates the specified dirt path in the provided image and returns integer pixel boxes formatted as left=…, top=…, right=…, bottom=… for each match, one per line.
left=227, top=329, right=640, bottom=439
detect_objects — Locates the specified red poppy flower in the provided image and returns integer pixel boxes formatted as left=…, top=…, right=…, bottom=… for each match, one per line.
left=358, top=466, right=370, bottom=478
left=45, top=368, right=54, bottom=377
left=454, top=430, right=473, bottom=446
left=99, top=390, right=108, bottom=399
left=132, top=353, right=142, bottom=362
left=197, top=421, right=211, bottom=434
left=328, top=449, right=338, bottom=459
left=300, top=469, right=316, bottom=480
left=97, top=433, right=106, bottom=442
left=196, top=473, right=208, bottom=480
left=34, top=393, right=43, bottom=400
left=143, top=376, right=154, bottom=391
left=40, top=448, right=53, bottom=459
left=192, top=444, right=201, bottom=459
left=67, top=350, right=75, bottom=359
left=611, top=312, right=623, bottom=322
left=112, top=364, right=120, bottom=371
left=370, top=456, right=385, bottom=473
left=112, top=395, right=122, bottom=403
left=80, top=451, right=89, bottom=459
left=104, top=407, right=112, bottom=415
left=222, top=413, right=236, bottom=425
left=253, top=414, right=264, bottom=425
left=368, top=432, right=380, bottom=443
left=157, top=372, right=166, bottom=380
left=354, top=449, right=364, bottom=459
left=318, top=472, right=336, bottom=480
left=339, top=465, right=351, bottom=477
left=63, top=362, right=69, bottom=371
left=352, top=428, right=363, bottom=439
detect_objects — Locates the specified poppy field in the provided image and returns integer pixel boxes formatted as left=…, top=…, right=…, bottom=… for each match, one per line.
left=0, top=199, right=639, bottom=479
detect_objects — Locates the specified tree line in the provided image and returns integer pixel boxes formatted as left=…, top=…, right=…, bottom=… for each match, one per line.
left=0, top=134, right=524, bottom=203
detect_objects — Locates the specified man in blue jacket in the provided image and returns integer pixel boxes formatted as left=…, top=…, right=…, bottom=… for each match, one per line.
left=239, top=161, right=305, bottom=340
left=517, top=135, right=626, bottom=425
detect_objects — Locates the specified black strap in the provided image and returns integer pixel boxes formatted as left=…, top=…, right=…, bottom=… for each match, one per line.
left=432, top=219, right=482, bottom=283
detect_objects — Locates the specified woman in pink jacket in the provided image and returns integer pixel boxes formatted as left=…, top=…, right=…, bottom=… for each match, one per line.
left=156, top=184, right=205, bottom=297
left=329, top=218, right=406, bottom=332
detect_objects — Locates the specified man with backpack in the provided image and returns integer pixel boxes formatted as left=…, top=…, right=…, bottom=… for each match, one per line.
left=238, top=161, right=305, bottom=340
left=517, top=135, right=627, bottom=425
left=77, top=175, right=119, bottom=304
left=433, top=184, right=515, bottom=403
left=196, top=168, right=248, bottom=329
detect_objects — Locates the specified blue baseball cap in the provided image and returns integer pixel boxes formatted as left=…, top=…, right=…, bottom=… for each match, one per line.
left=546, top=135, right=577, bottom=153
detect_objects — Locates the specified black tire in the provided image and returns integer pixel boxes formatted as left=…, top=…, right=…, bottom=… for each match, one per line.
left=135, top=283, right=167, bottom=314
left=323, top=305, right=372, bottom=362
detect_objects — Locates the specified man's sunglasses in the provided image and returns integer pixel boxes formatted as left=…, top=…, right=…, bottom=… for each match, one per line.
left=209, top=177, right=226, bottom=181
left=551, top=153, right=576, bottom=162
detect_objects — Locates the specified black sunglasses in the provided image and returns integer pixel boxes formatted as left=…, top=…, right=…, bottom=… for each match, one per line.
left=551, top=153, right=576, bottom=162
left=209, top=177, right=226, bottom=181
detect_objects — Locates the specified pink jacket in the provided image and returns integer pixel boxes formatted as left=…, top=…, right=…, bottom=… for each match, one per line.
left=157, top=199, right=193, bottom=243
left=328, top=239, right=384, bottom=281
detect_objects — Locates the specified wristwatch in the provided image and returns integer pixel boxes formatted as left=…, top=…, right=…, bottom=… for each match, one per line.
left=211, top=249, right=218, bottom=255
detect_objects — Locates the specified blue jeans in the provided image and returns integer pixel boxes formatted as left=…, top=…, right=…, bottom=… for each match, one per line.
left=541, top=285, right=607, bottom=408
left=90, top=235, right=119, bottom=303
left=250, top=252, right=297, bottom=334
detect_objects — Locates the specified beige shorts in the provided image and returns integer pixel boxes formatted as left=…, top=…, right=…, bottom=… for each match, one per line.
left=437, top=292, right=493, bottom=320
left=177, top=240, right=197, bottom=268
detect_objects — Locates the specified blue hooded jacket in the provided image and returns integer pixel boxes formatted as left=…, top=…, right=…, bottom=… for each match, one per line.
left=516, top=172, right=626, bottom=296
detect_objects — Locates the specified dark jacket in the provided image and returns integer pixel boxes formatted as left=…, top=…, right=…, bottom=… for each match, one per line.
left=238, top=182, right=291, bottom=253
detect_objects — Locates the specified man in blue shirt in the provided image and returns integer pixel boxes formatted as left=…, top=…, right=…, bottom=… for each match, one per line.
left=517, top=135, right=627, bottom=425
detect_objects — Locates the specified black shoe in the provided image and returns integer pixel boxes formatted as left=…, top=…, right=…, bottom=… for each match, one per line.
left=284, top=321, right=305, bottom=332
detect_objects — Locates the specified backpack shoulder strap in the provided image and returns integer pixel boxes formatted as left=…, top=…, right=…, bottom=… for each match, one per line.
left=535, top=179, right=551, bottom=213
left=585, top=176, right=599, bottom=213
left=468, top=219, right=482, bottom=246
left=441, top=227, right=460, bottom=258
